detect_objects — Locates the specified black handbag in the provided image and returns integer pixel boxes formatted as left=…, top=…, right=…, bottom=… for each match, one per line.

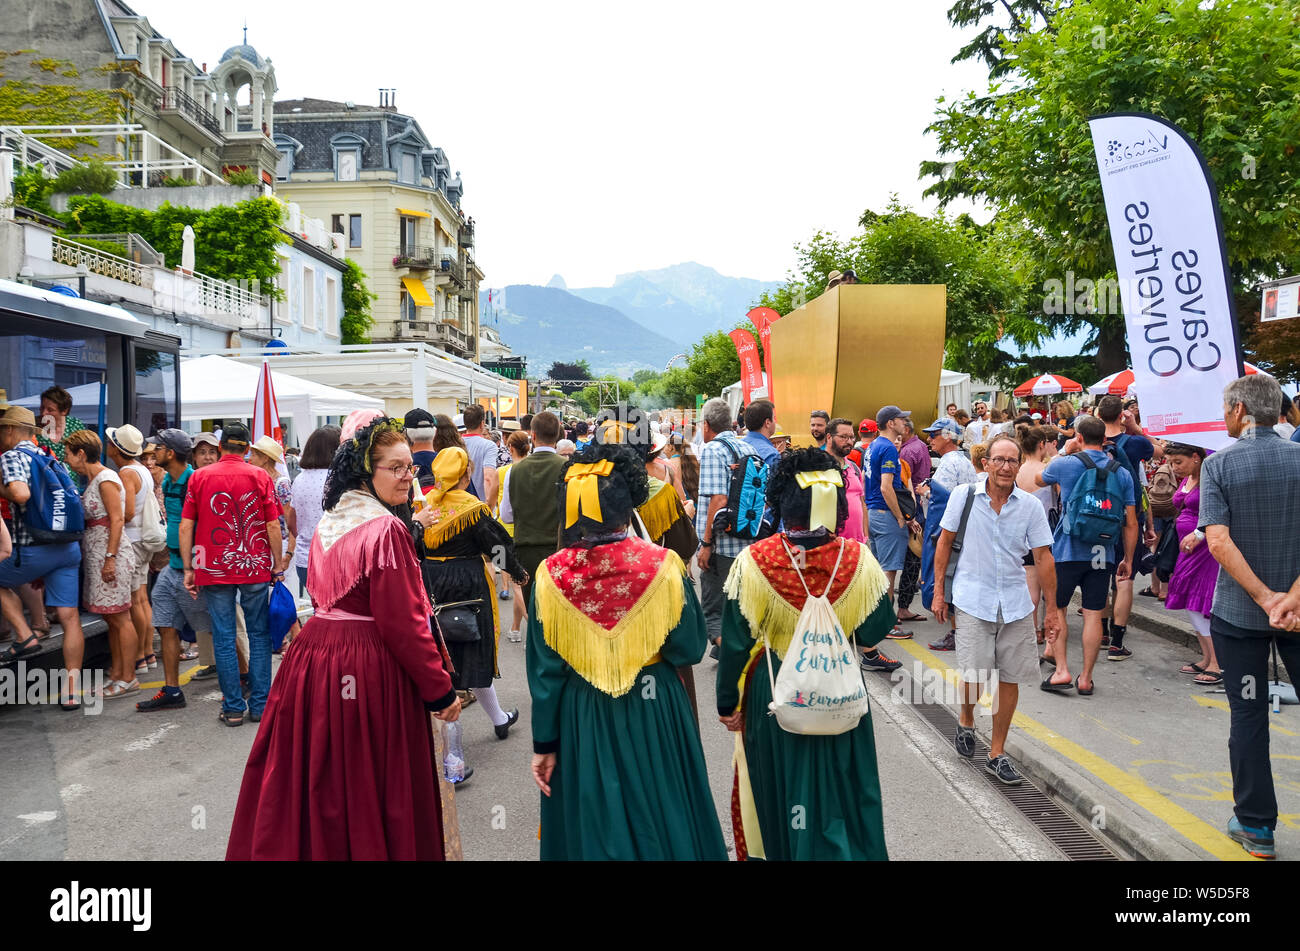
left=434, top=600, right=483, bottom=643
left=1153, top=521, right=1180, bottom=583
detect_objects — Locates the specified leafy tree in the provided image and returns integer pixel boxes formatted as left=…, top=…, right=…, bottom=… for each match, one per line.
left=922, top=0, right=1300, bottom=379
left=50, top=159, right=116, bottom=195
left=340, top=258, right=376, bottom=344
left=756, top=199, right=1041, bottom=384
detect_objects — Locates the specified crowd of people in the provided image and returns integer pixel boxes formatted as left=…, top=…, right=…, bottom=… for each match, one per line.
left=3, top=373, right=1299, bottom=861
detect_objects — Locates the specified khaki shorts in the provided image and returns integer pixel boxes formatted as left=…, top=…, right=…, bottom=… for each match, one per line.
left=128, top=539, right=151, bottom=589
left=953, top=607, right=1040, bottom=685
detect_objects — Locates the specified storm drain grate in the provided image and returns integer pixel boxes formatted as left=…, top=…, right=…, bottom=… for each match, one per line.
left=904, top=686, right=1120, bottom=861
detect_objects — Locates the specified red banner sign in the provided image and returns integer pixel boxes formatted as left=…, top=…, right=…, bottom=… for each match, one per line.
left=729, top=328, right=764, bottom=406
left=746, top=307, right=781, bottom=403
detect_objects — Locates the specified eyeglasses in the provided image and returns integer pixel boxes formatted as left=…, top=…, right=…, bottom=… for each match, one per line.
left=987, top=457, right=1020, bottom=468
left=377, top=464, right=419, bottom=478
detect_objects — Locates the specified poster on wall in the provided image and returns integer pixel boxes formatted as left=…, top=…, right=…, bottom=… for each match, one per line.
left=1261, top=278, right=1299, bottom=322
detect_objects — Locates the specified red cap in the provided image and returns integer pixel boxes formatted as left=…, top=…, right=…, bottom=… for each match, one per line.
left=858, top=418, right=879, bottom=434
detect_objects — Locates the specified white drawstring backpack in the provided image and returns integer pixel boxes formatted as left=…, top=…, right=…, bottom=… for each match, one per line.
left=763, top=538, right=870, bottom=735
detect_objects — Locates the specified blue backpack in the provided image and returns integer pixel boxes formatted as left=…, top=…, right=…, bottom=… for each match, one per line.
left=17, top=445, right=85, bottom=544
left=1061, top=452, right=1126, bottom=548
left=716, top=438, right=770, bottom=540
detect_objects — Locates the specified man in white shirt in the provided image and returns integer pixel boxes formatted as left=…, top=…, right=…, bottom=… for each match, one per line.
left=461, top=404, right=498, bottom=504
left=932, top=434, right=1057, bottom=786
left=964, top=401, right=993, bottom=449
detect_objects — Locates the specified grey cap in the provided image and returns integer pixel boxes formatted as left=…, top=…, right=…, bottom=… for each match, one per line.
left=153, top=428, right=193, bottom=455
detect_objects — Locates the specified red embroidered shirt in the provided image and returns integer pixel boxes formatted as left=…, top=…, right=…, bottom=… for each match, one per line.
left=182, top=454, right=281, bottom=585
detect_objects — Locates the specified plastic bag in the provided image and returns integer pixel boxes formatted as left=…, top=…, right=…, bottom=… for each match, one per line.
left=268, top=580, right=297, bottom=651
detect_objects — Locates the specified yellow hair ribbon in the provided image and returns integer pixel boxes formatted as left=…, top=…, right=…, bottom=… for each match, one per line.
left=564, top=459, right=615, bottom=527
left=795, top=468, right=843, bottom=532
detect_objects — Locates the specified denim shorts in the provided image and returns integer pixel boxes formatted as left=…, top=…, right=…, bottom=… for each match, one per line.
left=151, top=564, right=211, bottom=632
left=867, top=509, right=909, bottom=571
left=0, top=541, right=81, bottom=607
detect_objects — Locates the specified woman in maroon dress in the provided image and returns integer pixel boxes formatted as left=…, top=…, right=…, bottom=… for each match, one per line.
left=227, top=417, right=461, bottom=860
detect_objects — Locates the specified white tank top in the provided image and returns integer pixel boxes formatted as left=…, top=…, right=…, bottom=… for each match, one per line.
left=122, top=461, right=152, bottom=542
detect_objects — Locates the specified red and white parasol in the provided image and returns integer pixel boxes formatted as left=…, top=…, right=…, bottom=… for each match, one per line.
left=1089, top=363, right=1259, bottom=397
left=1013, top=373, right=1084, bottom=398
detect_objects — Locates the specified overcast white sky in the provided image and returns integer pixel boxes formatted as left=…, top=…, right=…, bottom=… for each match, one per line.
left=158, top=0, right=991, bottom=288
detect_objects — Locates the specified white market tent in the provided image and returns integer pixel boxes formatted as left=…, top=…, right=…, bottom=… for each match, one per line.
left=180, top=354, right=381, bottom=422
left=938, top=369, right=971, bottom=418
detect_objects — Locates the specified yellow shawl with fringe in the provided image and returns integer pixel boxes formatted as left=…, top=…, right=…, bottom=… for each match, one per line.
left=637, top=478, right=683, bottom=542
left=417, top=447, right=490, bottom=549
left=535, top=538, right=686, bottom=697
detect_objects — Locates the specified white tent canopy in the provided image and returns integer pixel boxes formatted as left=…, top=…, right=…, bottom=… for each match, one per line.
left=939, top=369, right=971, bottom=417
left=180, top=354, right=381, bottom=422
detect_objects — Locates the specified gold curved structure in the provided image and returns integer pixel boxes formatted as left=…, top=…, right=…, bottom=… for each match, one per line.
left=768, top=284, right=946, bottom=444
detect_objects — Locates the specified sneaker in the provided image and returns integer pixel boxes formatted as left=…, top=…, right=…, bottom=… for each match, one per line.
left=506, top=629, right=522, bottom=643
left=180, top=646, right=199, bottom=661
left=709, top=642, right=720, bottom=660
left=929, top=631, right=956, bottom=652
left=191, top=665, right=219, bottom=680
left=984, top=754, right=1025, bottom=785
left=955, top=725, right=977, bottom=758
left=136, top=689, right=186, bottom=712
left=860, top=650, right=902, bottom=673
left=886, top=627, right=913, bottom=640
left=1100, top=634, right=1111, bottom=648
left=1226, top=816, right=1275, bottom=859
left=1107, top=645, right=1132, bottom=661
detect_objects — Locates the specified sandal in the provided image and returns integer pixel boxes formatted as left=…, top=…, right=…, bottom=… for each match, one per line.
left=1036, top=627, right=1045, bottom=645
left=218, top=710, right=244, bottom=727
left=180, top=646, right=199, bottom=661
left=897, top=611, right=926, bottom=622
left=1194, top=671, right=1224, bottom=686
left=1139, top=587, right=1157, bottom=598
left=1040, top=677, right=1074, bottom=693
left=1, top=634, right=42, bottom=662
left=100, top=680, right=135, bottom=700
left=1180, top=663, right=1207, bottom=675
left=60, top=693, right=82, bottom=711
left=1075, top=676, right=1094, bottom=696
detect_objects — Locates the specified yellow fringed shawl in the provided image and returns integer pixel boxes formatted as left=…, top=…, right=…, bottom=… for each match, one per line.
left=722, top=540, right=889, bottom=660
left=535, top=546, right=686, bottom=697
left=416, top=496, right=490, bottom=550
left=637, top=479, right=682, bottom=542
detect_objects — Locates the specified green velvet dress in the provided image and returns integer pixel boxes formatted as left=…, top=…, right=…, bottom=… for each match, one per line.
left=527, top=576, right=728, bottom=861
left=717, top=593, right=895, bottom=861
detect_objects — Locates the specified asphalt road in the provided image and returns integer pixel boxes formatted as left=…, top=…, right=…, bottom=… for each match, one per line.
left=0, top=595, right=1064, bottom=861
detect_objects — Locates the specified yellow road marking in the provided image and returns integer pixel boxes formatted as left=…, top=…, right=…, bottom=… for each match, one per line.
left=138, top=663, right=209, bottom=691
left=889, top=638, right=1256, bottom=861
left=1079, top=712, right=1142, bottom=746
left=1192, top=694, right=1297, bottom=737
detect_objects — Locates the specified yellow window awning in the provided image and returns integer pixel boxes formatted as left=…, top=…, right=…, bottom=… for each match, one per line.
left=396, top=207, right=430, bottom=218
left=401, top=276, right=434, bottom=307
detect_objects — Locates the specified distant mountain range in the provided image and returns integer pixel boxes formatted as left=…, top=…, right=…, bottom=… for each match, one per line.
left=480, top=262, right=781, bottom=375
left=571, top=262, right=781, bottom=348
left=481, top=285, right=682, bottom=377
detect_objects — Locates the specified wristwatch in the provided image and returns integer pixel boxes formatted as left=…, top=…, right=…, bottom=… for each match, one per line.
left=105, top=552, right=117, bottom=558
left=1192, top=529, right=1205, bottom=542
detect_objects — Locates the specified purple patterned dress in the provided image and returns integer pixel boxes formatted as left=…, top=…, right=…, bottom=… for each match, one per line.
left=1164, top=481, right=1218, bottom=617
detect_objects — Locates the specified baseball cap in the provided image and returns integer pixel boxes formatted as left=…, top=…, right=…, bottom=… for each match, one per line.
left=923, top=417, right=964, bottom=440
left=192, top=432, right=219, bottom=449
left=875, top=405, right=911, bottom=428
left=858, top=418, right=879, bottom=434
left=153, top=428, right=193, bottom=455
left=221, top=422, right=250, bottom=448
left=452, top=413, right=466, bottom=432
left=404, top=408, right=436, bottom=430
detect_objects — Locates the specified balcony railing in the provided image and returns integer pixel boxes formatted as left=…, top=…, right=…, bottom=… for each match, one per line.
left=393, top=246, right=437, bottom=269
left=79, top=233, right=165, bottom=266
left=458, top=221, right=474, bottom=247
left=438, top=254, right=465, bottom=287
left=434, top=321, right=473, bottom=354
left=159, top=86, right=223, bottom=138
left=191, top=269, right=265, bottom=323
left=52, top=235, right=145, bottom=286
left=377, top=320, right=432, bottom=340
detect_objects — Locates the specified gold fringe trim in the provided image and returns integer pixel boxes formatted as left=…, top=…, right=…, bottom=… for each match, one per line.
left=723, top=544, right=889, bottom=660
left=535, top=550, right=686, bottom=697
left=637, top=482, right=681, bottom=542
left=422, top=503, right=489, bottom=550
left=482, top=558, right=502, bottom=678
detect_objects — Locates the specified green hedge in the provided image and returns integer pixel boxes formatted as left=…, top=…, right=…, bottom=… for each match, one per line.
left=64, top=194, right=287, bottom=295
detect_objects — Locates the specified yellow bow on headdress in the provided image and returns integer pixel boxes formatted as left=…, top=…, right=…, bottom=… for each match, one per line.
left=564, top=459, right=615, bottom=527
left=795, top=468, right=844, bottom=532
left=597, top=419, right=636, bottom=445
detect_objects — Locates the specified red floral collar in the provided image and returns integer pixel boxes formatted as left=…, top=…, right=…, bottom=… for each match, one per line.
left=746, top=533, right=861, bottom=611
left=543, top=537, right=671, bottom=629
